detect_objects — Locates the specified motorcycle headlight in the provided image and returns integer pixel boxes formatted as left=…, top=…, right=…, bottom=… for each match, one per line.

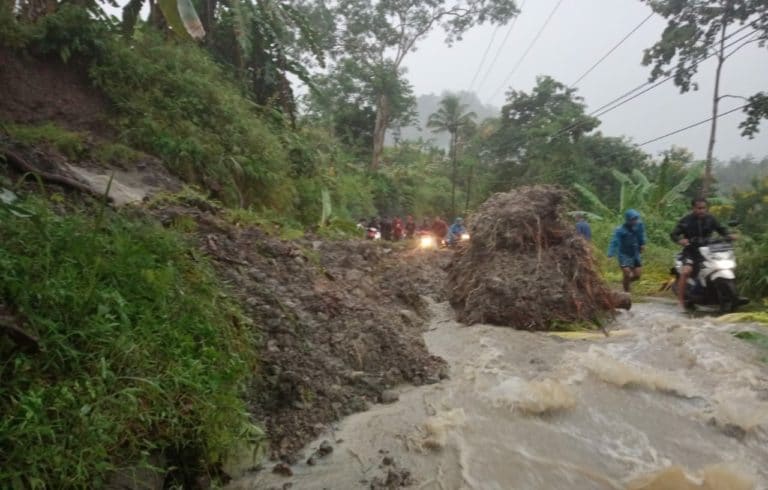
left=461, top=233, right=470, bottom=241
left=419, top=235, right=435, bottom=248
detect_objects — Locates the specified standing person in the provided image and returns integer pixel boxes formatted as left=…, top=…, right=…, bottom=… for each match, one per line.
left=431, top=216, right=449, bottom=243
left=575, top=212, right=592, bottom=241
left=393, top=216, right=404, bottom=241
left=419, top=217, right=431, bottom=232
left=380, top=217, right=393, bottom=241
left=405, top=215, right=416, bottom=239
left=607, top=209, right=646, bottom=293
left=670, top=198, right=734, bottom=312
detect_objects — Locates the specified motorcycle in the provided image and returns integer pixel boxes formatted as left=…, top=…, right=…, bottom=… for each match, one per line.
left=417, top=230, right=439, bottom=249
left=670, top=237, right=748, bottom=313
left=445, top=231, right=470, bottom=248
left=366, top=227, right=381, bottom=240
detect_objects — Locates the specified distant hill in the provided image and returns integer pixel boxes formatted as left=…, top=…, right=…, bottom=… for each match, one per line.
left=388, top=91, right=499, bottom=149
left=714, top=156, right=768, bottom=194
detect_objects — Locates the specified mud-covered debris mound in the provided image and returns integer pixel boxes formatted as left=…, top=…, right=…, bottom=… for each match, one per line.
left=151, top=203, right=448, bottom=460
left=447, top=186, right=618, bottom=329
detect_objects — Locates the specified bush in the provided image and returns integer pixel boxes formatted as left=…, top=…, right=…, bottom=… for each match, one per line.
left=0, top=4, right=108, bottom=61
left=737, top=235, right=768, bottom=301
left=0, top=196, right=259, bottom=487
left=89, top=32, right=296, bottom=211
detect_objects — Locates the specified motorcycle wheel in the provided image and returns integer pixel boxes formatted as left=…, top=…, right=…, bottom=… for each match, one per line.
left=714, top=278, right=738, bottom=314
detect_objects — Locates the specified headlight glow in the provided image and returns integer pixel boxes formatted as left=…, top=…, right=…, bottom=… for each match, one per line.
left=419, top=235, right=435, bottom=248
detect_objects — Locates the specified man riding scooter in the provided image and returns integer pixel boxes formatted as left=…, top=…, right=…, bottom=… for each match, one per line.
left=446, top=217, right=467, bottom=246
left=670, top=198, right=736, bottom=312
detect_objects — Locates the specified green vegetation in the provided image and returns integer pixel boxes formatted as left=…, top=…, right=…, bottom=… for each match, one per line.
left=90, top=33, right=297, bottom=210
left=0, top=195, right=259, bottom=487
left=733, top=331, right=768, bottom=363
left=3, top=122, right=86, bottom=160
left=1, top=0, right=767, bottom=482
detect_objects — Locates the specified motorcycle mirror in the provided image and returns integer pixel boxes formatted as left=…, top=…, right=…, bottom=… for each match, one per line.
left=727, top=219, right=740, bottom=227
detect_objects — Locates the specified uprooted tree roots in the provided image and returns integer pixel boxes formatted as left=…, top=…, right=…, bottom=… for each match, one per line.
left=447, top=186, right=626, bottom=329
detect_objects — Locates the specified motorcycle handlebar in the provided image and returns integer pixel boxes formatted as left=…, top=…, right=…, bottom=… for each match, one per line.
left=688, top=236, right=732, bottom=245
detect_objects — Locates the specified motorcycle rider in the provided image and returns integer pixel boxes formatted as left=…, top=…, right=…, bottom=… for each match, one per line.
left=380, top=217, right=393, bottom=241
left=670, top=198, right=735, bottom=312
left=419, top=217, right=431, bottom=232
left=607, top=209, right=646, bottom=293
left=431, top=216, right=449, bottom=243
left=393, top=216, right=404, bottom=241
left=446, top=217, right=467, bottom=246
left=405, top=215, right=416, bottom=239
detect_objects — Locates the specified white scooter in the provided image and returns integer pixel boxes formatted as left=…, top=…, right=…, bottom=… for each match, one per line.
left=670, top=237, right=748, bottom=313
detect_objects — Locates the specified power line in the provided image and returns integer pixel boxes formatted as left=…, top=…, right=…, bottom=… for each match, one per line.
left=475, top=0, right=527, bottom=92
left=468, top=27, right=500, bottom=91
left=637, top=104, right=747, bottom=147
left=554, top=25, right=758, bottom=138
left=569, top=12, right=654, bottom=88
left=490, top=0, right=565, bottom=100
left=589, top=28, right=757, bottom=119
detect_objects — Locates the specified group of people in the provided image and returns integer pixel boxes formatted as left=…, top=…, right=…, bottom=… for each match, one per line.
left=360, top=215, right=467, bottom=245
left=575, top=198, right=735, bottom=312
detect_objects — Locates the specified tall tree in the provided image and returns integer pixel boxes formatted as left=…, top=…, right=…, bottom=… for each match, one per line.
left=304, top=57, right=416, bottom=157
left=488, top=76, right=599, bottom=189
left=640, top=0, right=768, bottom=197
left=427, top=95, right=476, bottom=218
left=333, top=0, right=518, bottom=168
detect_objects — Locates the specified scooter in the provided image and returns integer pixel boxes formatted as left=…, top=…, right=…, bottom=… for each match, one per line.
left=670, top=237, right=748, bottom=313
left=445, top=232, right=470, bottom=248
left=366, top=227, right=381, bottom=240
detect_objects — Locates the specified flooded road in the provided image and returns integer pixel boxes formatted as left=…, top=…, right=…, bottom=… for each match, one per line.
left=231, top=300, right=768, bottom=489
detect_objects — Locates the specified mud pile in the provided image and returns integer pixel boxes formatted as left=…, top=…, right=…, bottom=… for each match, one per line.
left=447, top=186, right=619, bottom=329
left=153, top=202, right=448, bottom=460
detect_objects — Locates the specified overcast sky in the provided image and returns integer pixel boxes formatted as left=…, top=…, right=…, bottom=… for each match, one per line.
left=402, top=0, right=768, bottom=161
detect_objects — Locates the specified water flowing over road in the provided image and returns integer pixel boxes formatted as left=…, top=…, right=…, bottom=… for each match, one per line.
left=232, top=300, right=768, bottom=490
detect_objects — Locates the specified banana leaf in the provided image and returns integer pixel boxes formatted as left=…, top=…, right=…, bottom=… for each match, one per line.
left=158, top=0, right=205, bottom=39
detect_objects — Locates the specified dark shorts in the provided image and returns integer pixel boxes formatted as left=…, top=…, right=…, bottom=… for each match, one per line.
left=681, top=246, right=701, bottom=267
left=618, top=253, right=642, bottom=269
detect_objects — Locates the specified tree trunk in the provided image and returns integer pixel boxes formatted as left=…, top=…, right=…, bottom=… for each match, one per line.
left=465, top=162, right=474, bottom=213
left=703, top=12, right=729, bottom=198
left=371, top=94, right=390, bottom=169
left=450, top=132, right=457, bottom=219
left=201, top=0, right=218, bottom=37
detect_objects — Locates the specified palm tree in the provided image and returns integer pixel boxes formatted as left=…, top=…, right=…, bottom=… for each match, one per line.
left=427, top=95, right=476, bottom=218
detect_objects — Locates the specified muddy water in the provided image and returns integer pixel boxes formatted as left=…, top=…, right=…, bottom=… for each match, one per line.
left=231, top=301, right=768, bottom=489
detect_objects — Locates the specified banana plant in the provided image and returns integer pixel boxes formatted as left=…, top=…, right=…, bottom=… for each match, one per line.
left=122, top=0, right=205, bottom=39
left=574, top=163, right=705, bottom=220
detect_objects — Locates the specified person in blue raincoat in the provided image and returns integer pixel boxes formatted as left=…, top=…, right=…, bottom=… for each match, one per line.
left=575, top=212, right=592, bottom=241
left=607, top=209, right=646, bottom=293
left=446, top=217, right=467, bottom=245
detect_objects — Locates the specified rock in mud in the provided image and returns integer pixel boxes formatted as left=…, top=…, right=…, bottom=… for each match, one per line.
left=380, top=389, right=400, bottom=404
left=316, top=440, right=333, bottom=457
left=271, top=463, right=293, bottom=477
left=370, top=468, right=414, bottom=489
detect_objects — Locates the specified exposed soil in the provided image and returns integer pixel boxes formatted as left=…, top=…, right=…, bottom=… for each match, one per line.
left=0, top=48, right=111, bottom=135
